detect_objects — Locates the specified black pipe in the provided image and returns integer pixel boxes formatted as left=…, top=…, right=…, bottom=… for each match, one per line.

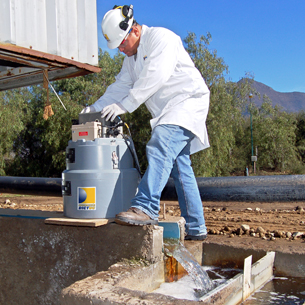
left=0, top=176, right=62, bottom=197
left=162, top=175, right=305, bottom=202
left=0, top=175, right=304, bottom=202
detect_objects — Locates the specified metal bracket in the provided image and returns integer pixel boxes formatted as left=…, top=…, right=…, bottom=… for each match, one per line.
left=62, top=181, right=71, bottom=196
left=66, top=148, right=75, bottom=163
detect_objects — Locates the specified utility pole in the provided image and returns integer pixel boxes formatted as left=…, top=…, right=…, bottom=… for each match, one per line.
left=249, top=93, right=257, bottom=173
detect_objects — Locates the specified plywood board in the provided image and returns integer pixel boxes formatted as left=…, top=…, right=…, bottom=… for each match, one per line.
left=45, top=216, right=115, bottom=227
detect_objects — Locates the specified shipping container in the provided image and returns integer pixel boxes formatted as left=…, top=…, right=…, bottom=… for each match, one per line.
left=0, top=0, right=100, bottom=90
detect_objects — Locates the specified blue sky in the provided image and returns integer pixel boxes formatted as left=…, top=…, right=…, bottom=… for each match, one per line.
left=96, top=1, right=305, bottom=93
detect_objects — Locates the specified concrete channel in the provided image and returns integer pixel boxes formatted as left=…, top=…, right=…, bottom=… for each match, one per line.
left=0, top=208, right=304, bottom=305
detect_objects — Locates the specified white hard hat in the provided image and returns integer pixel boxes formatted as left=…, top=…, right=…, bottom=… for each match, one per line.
left=102, top=5, right=134, bottom=49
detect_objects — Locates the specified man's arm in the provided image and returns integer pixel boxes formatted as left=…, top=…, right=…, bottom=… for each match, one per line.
left=91, top=58, right=134, bottom=112
left=121, top=28, right=180, bottom=113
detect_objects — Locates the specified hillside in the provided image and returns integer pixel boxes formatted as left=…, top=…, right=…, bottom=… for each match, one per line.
left=248, top=80, right=305, bottom=113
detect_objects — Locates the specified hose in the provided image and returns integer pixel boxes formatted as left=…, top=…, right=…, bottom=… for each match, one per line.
left=123, top=134, right=142, bottom=177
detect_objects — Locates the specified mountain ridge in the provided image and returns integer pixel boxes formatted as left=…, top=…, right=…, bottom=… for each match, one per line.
left=245, top=80, right=305, bottom=113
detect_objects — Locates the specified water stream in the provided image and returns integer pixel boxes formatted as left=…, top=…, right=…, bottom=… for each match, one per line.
left=156, top=242, right=305, bottom=304
left=162, top=240, right=215, bottom=298
left=154, top=263, right=240, bottom=301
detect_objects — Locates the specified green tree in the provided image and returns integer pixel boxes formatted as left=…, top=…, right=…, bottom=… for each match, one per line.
left=251, top=97, right=300, bottom=172
left=3, top=38, right=302, bottom=178
left=53, top=49, right=125, bottom=107
left=295, top=111, right=305, bottom=164
left=229, top=77, right=261, bottom=174
left=7, top=87, right=81, bottom=177
left=184, top=32, right=252, bottom=176
left=0, top=88, right=31, bottom=175
left=5, top=49, right=125, bottom=177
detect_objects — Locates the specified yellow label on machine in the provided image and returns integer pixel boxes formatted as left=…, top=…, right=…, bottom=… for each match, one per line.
left=77, top=187, right=96, bottom=210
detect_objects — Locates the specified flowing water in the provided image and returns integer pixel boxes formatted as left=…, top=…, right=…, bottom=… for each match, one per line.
left=161, top=240, right=215, bottom=298
left=154, top=264, right=241, bottom=301
left=155, top=243, right=305, bottom=304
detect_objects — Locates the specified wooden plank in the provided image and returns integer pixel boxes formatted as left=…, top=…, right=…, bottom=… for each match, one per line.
left=200, top=252, right=275, bottom=305
left=243, top=255, right=252, bottom=300
left=200, top=273, right=244, bottom=305
left=45, top=217, right=115, bottom=227
left=251, top=251, right=275, bottom=291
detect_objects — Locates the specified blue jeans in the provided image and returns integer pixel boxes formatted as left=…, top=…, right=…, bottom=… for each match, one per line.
left=131, top=124, right=207, bottom=236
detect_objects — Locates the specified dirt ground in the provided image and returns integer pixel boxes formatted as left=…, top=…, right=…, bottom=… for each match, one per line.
left=1, top=194, right=304, bottom=255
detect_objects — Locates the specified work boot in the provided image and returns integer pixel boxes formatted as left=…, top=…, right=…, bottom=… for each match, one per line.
left=184, top=234, right=207, bottom=241
left=115, top=207, right=158, bottom=226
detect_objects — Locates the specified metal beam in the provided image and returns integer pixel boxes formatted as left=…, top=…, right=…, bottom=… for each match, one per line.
left=0, top=43, right=101, bottom=91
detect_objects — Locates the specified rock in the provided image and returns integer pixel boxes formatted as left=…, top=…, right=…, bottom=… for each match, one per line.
left=224, top=226, right=230, bottom=232
left=241, top=224, right=250, bottom=231
left=167, top=209, right=174, bottom=215
left=5, top=199, right=11, bottom=205
left=229, top=233, right=235, bottom=238
left=256, top=227, right=265, bottom=234
left=274, top=230, right=284, bottom=238
left=255, top=208, right=261, bottom=212
left=246, top=208, right=252, bottom=211
left=250, top=233, right=256, bottom=237
left=265, top=232, right=274, bottom=238
left=292, top=232, right=304, bottom=238
left=286, top=232, right=292, bottom=238
left=236, top=228, right=244, bottom=236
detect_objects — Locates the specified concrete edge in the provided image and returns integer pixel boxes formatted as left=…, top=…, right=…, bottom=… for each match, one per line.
left=60, top=260, right=179, bottom=305
left=185, top=241, right=305, bottom=278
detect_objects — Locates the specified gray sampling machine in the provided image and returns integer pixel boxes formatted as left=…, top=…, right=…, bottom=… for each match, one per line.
left=62, top=112, right=141, bottom=219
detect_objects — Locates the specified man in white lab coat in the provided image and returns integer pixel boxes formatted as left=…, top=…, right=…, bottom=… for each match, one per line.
left=84, top=5, right=210, bottom=240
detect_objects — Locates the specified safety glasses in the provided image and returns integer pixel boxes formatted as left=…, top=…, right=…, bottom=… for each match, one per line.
left=120, top=28, right=132, bottom=47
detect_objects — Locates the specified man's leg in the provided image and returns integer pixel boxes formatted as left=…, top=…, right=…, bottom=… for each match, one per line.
left=171, top=145, right=207, bottom=239
left=115, top=124, right=193, bottom=225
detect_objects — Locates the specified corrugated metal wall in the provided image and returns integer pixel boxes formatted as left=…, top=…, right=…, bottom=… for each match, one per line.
left=0, top=0, right=98, bottom=66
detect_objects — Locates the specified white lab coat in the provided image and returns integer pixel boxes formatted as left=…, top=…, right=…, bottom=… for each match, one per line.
left=93, top=25, right=210, bottom=154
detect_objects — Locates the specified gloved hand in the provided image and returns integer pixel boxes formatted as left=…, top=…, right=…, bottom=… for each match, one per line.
left=80, top=105, right=96, bottom=114
left=101, top=103, right=127, bottom=122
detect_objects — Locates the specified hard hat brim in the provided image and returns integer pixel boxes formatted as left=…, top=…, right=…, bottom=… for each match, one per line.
left=107, top=39, right=122, bottom=49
